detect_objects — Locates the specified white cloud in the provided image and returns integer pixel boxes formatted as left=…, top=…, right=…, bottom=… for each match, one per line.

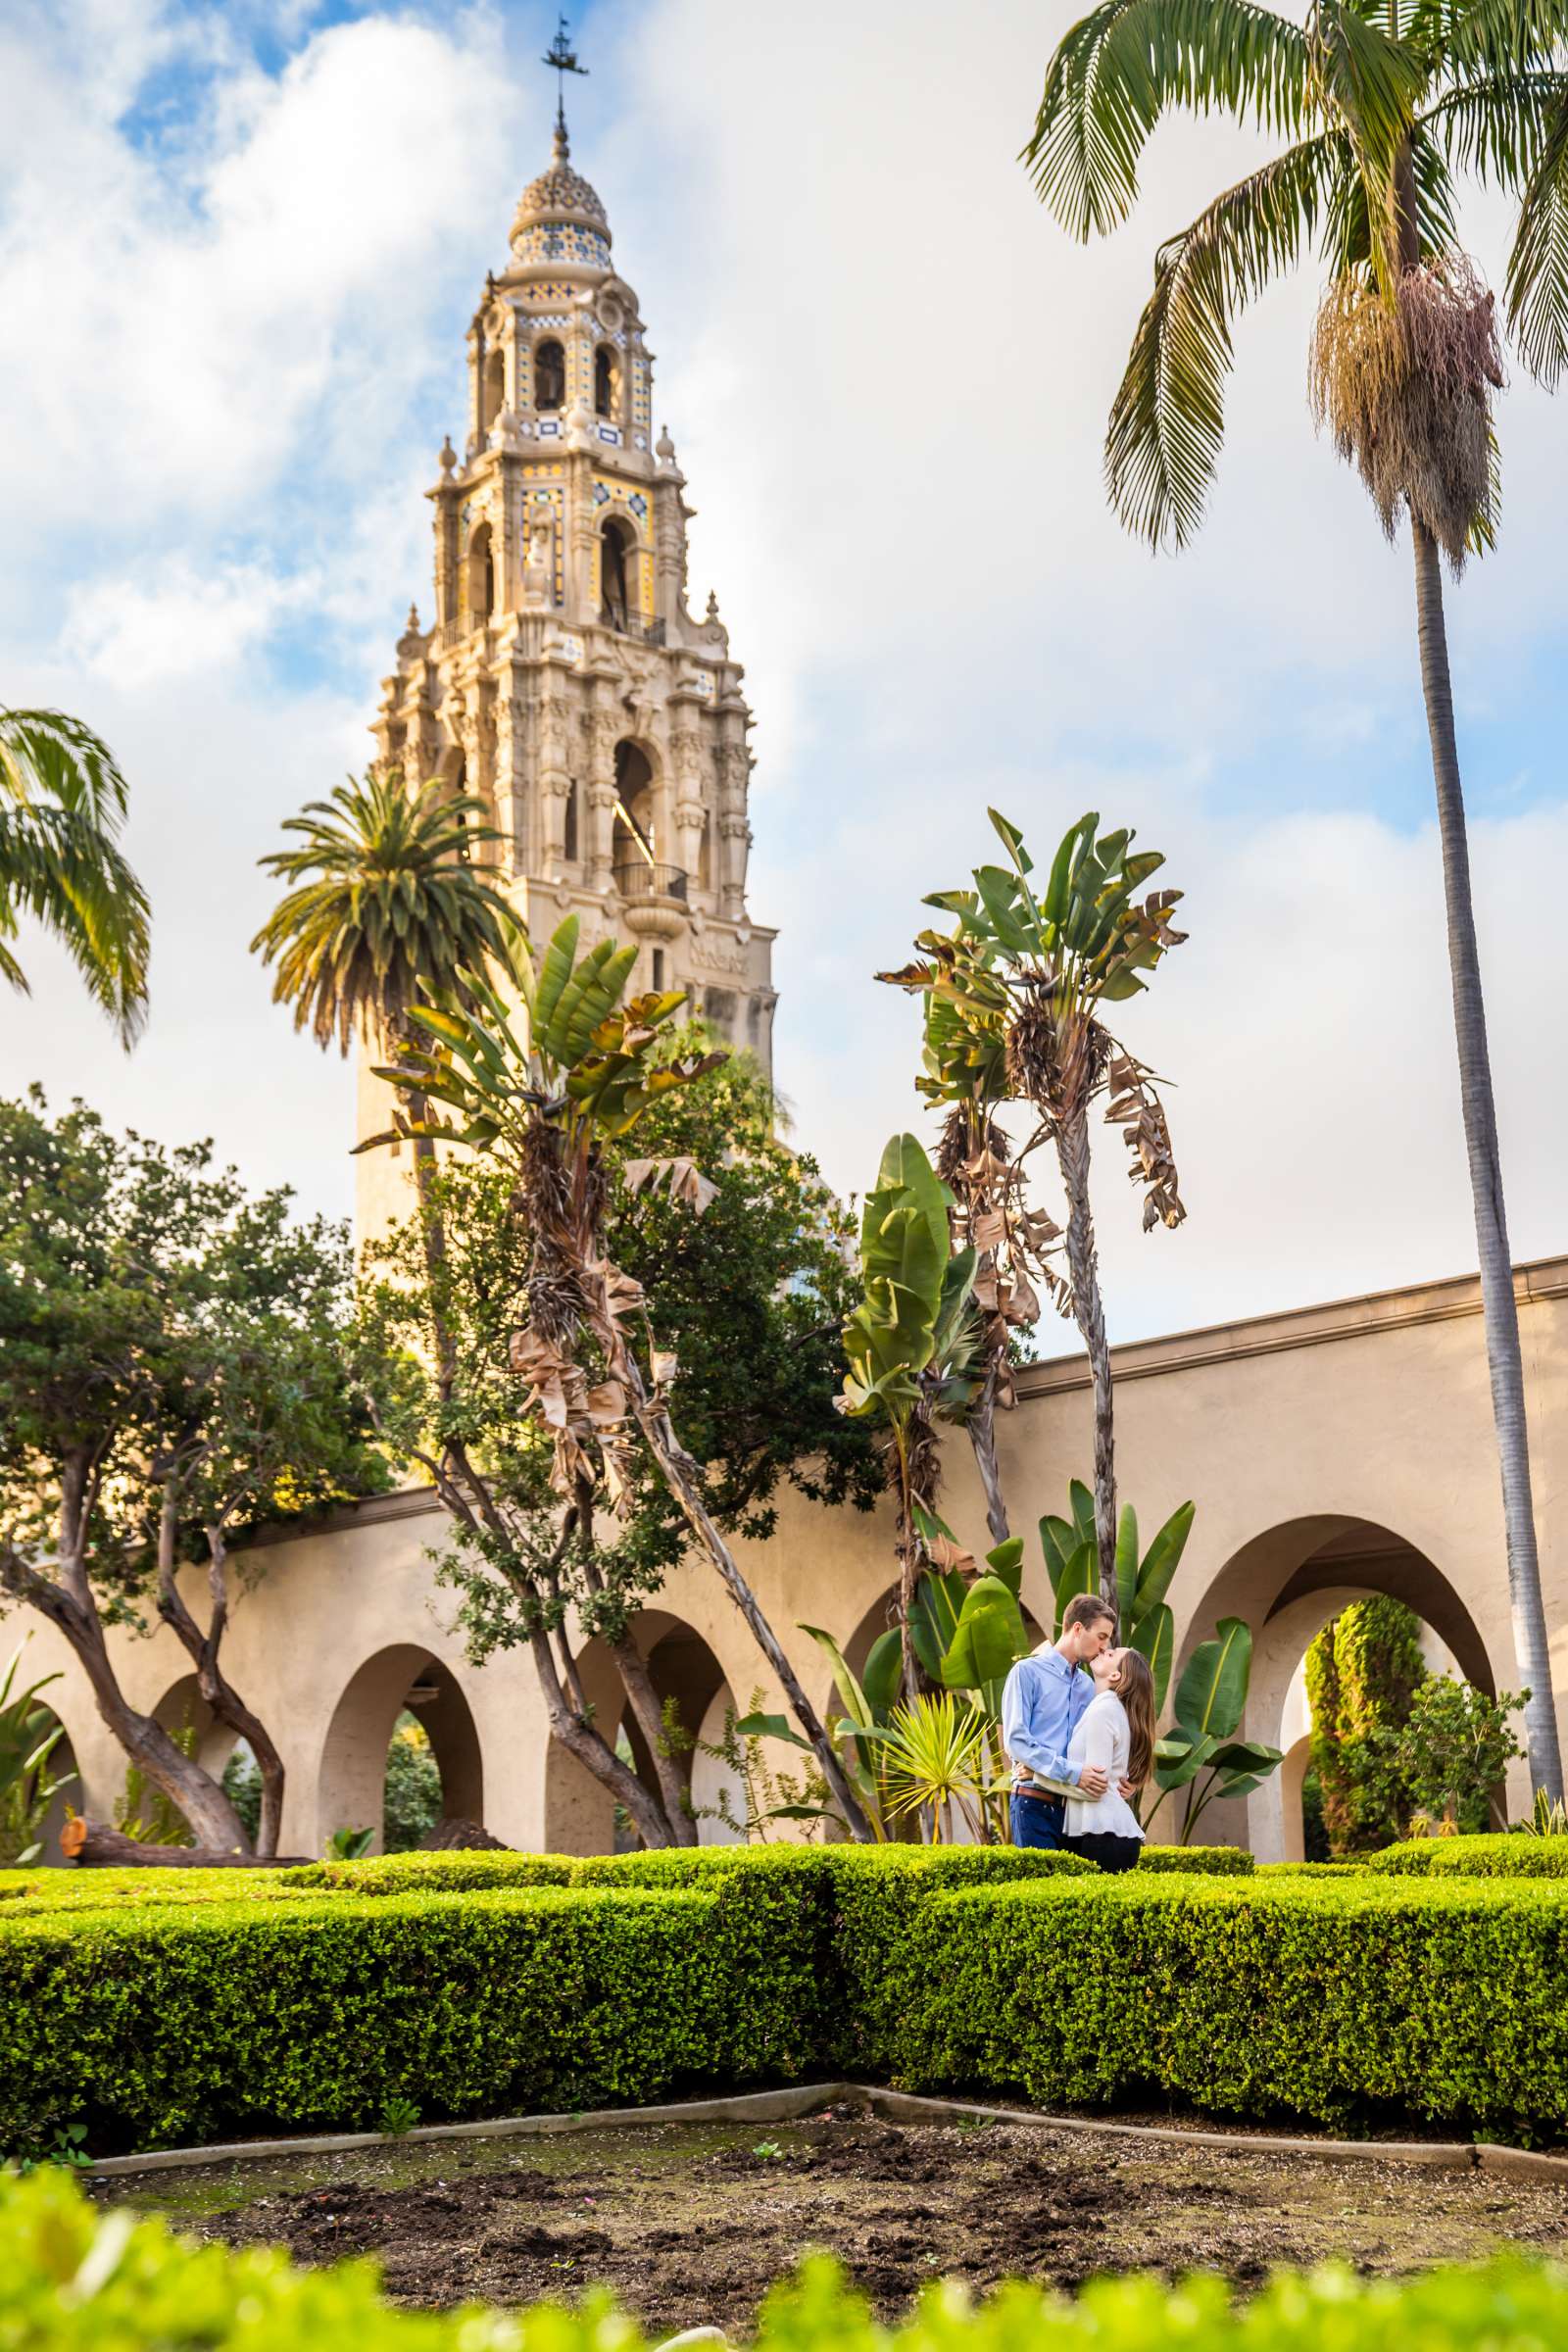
left=63, top=558, right=314, bottom=689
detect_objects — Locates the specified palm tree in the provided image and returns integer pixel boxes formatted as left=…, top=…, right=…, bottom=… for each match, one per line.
left=1025, top=0, right=1568, bottom=1796
left=251, top=765, right=517, bottom=1216
left=0, top=707, right=150, bottom=1045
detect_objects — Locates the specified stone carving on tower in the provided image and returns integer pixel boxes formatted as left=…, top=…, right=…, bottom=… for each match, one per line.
left=361, top=81, right=776, bottom=1239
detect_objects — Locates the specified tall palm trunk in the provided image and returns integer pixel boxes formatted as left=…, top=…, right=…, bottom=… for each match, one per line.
left=1411, top=521, right=1564, bottom=1799
left=1056, top=1100, right=1118, bottom=1611
left=967, top=1364, right=1011, bottom=1548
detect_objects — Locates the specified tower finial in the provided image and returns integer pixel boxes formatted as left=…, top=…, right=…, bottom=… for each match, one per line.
left=542, top=14, right=588, bottom=153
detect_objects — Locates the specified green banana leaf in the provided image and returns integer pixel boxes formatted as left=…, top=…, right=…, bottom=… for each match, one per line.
left=1152, top=1729, right=1217, bottom=1791
left=1128, top=1598, right=1175, bottom=1714
left=1172, top=1617, right=1252, bottom=1744
left=940, top=1576, right=1029, bottom=1692
left=984, top=1537, right=1024, bottom=1600
left=1133, top=1500, right=1196, bottom=1615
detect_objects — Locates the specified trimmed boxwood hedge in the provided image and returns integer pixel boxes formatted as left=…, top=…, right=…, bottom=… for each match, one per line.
left=11, top=2163, right=1568, bottom=2352
left=887, top=1871, right=1568, bottom=2134
left=1364, top=1835, right=1568, bottom=1877
left=1132, top=1845, right=1253, bottom=1875
left=0, top=1879, right=817, bottom=2155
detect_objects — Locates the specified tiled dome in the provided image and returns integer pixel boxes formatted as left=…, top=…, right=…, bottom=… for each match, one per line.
left=511, top=124, right=612, bottom=251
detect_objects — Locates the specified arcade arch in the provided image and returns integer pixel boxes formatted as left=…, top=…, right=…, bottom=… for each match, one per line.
left=542, top=1611, right=739, bottom=1852
left=318, top=1645, right=483, bottom=1856
left=1174, top=1515, right=1505, bottom=1860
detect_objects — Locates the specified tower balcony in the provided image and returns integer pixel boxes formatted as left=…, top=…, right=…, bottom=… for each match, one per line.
left=614, top=861, right=688, bottom=939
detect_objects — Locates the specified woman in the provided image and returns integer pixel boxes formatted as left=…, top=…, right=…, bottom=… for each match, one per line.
left=1061, top=1646, right=1154, bottom=1872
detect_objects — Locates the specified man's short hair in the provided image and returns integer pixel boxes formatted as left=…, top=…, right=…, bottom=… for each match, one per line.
left=1062, top=1592, right=1116, bottom=1634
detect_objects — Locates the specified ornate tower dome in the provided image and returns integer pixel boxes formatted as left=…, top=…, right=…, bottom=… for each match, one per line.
left=510, top=122, right=612, bottom=269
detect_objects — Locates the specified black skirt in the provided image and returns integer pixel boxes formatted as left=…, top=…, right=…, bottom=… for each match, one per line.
left=1061, top=1831, right=1143, bottom=1874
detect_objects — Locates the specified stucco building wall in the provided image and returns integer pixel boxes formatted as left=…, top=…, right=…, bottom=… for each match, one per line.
left=18, top=1255, right=1565, bottom=1861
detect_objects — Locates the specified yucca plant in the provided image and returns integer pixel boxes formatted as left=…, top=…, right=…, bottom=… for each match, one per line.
left=374, top=914, right=874, bottom=1840
left=0, top=706, right=149, bottom=1046
left=1025, top=0, right=1568, bottom=1795
left=875, top=1692, right=995, bottom=1844
left=882, top=810, right=1187, bottom=1608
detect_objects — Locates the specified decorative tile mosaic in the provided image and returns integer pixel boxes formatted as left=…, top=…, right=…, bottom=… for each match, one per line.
left=512, top=224, right=611, bottom=268
left=596, top=424, right=623, bottom=446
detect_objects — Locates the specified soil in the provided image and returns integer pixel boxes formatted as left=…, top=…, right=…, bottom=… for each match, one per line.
left=98, top=2106, right=1568, bottom=2336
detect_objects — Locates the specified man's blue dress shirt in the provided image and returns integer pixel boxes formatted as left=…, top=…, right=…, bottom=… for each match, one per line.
left=1001, top=1646, right=1093, bottom=1787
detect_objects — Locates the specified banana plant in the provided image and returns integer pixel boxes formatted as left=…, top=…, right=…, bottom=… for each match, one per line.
left=907, top=1534, right=1032, bottom=1839
left=737, top=1623, right=906, bottom=1840
left=1144, top=1618, right=1284, bottom=1845
left=1039, top=1484, right=1194, bottom=1712
left=837, top=1134, right=980, bottom=1698
left=0, top=1644, right=74, bottom=1868
left=881, top=811, right=1188, bottom=1605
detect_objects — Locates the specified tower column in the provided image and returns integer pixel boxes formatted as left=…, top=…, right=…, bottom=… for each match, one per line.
left=586, top=708, right=619, bottom=892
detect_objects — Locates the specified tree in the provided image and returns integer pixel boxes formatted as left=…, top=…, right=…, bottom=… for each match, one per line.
left=1306, top=1596, right=1429, bottom=1852
left=1025, top=0, right=1568, bottom=1794
left=368, top=921, right=878, bottom=1840
left=881, top=809, right=1186, bottom=1606
left=1395, top=1674, right=1526, bottom=1830
left=0, top=707, right=150, bottom=1046
left=0, top=1093, right=382, bottom=1854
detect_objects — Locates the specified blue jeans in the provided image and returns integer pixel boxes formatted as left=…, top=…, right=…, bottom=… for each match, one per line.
left=1009, top=1788, right=1065, bottom=1849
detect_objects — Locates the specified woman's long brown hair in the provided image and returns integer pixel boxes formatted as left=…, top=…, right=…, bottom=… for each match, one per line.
left=1113, top=1648, right=1156, bottom=1788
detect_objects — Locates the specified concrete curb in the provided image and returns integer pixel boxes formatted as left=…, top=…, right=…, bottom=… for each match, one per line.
left=86, top=2082, right=851, bottom=2178
left=862, top=2087, right=1479, bottom=2172
left=86, top=2080, right=1568, bottom=2183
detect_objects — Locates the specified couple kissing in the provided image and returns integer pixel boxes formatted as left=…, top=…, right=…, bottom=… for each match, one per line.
left=1000, top=1592, right=1154, bottom=1871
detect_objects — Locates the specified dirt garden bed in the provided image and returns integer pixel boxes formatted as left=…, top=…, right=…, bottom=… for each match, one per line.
left=95, top=2104, right=1568, bottom=2334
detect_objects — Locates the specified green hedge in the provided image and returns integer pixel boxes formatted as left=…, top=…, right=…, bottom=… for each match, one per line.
left=278, top=1851, right=577, bottom=1895
left=888, top=1871, right=1568, bottom=2134
left=1364, top=1835, right=1568, bottom=1877
left=0, top=1878, right=816, bottom=2155
left=1134, top=1845, right=1253, bottom=1875
left=11, top=2165, right=1568, bottom=2352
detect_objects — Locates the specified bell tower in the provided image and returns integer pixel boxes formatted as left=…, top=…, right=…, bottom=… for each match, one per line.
left=364, top=60, right=776, bottom=1230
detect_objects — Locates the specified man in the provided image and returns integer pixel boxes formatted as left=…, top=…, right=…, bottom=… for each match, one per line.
left=1001, top=1592, right=1117, bottom=1849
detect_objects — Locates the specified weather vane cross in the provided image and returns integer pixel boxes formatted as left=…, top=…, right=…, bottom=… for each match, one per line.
left=542, top=14, right=588, bottom=145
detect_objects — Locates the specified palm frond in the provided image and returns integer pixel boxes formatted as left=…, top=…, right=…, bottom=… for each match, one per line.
left=1106, top=131, right=1345, bottom=547
left=1306, top=3, right=1429, bottom=285
left=1419, top=70, right=1567, bottom=187
left=1507, top=77, right=1568, bottom=383
left=0, top=728, right=150, bottom=1045
left=1024, top=0, right=1311, bottom=241
left=1442, top=0, right=1568, bottom=82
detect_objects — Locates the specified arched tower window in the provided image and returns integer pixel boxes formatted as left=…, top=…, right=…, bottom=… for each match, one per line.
left=595, top=344, right=619, bottom=419
left=600, top=517, right=632, bottom=631
left=534, top=338, right=565, bottom=412
left=483, top=345, right=506, bottom=431
left=466, top=521, right=494, bottom=625
left=564, top=778, right=580, bottom=863
left=612, top=742, right=655, bottom=881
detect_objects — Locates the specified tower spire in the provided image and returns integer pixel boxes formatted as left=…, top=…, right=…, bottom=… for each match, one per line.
left=541, top=13, right=588, bottom=153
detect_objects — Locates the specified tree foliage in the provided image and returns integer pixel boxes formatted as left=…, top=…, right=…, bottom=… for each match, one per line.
left=1306, top=1596, right=1430, bottom=1852
left=0, top=1092, right=383, bottom=1853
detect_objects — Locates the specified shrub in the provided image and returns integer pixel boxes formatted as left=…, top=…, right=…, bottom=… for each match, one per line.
left=1364, top=1834, right=1568, bottom=1877
left=280, top=1851, right=577, bottom=1896
left=0, top=1880, right=812, bottom=2154
left=12, top=2166, right=1568, bottom=2352
left=1135, top=1846, right=1253, bottom=1876
left=889, top=1872, right=1568, bottom=2134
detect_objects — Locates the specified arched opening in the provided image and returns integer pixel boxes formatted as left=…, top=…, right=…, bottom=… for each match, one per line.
left=534, top=337, right=565, bottom=412
left=1175, top=1515, right=1504, bottom=1861
left=611, top=741, right=656, bottom=878
left=594, top=344, right=619, bottom=419
left=599, top=516, right=633, bottom=632
left=697, top=811, right=712, bottom=892
left=483, top=344, right=507, bottom=432
left=466, top=520, right=494, bottom=626
left=318, top=1645, right=484, bottom=1856
left=542, top=1612, right=738, bottom=1853
left=564, top=776, right=580, bottom=863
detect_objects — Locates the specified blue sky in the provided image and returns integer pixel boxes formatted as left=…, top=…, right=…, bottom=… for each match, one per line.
left=5, top=0, right=1568, bottom=1346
